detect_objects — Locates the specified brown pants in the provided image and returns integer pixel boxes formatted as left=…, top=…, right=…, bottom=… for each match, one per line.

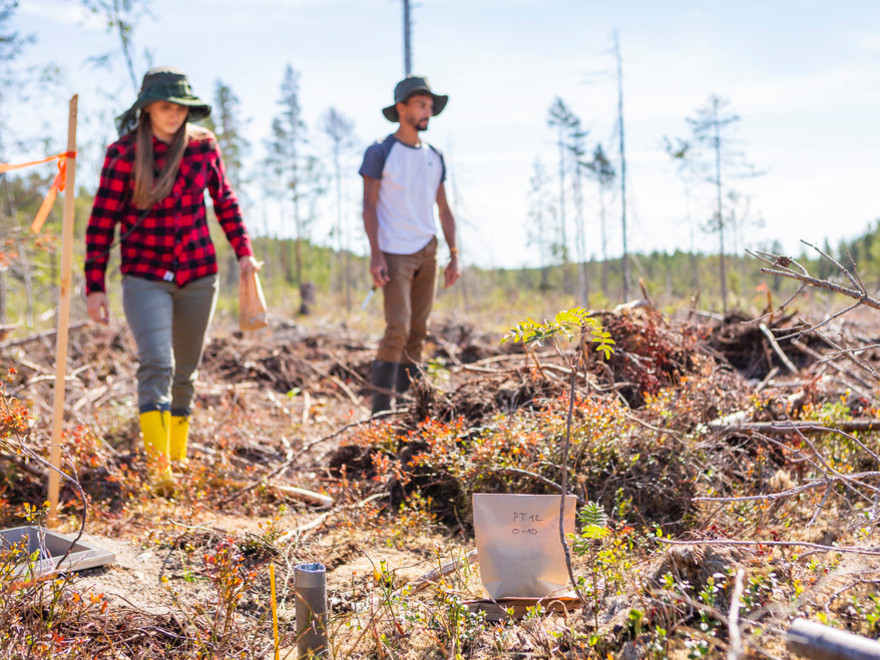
left=377, top=236, right=437, bottom=364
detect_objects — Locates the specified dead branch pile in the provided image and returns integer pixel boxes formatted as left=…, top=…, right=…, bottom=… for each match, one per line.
left=3, top=305, right=880, bottom=658
left=707, top=311, right=826, bottom=379
left=2, top=307, right=877, bottom=514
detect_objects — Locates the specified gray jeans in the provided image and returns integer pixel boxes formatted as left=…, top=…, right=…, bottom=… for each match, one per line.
left=122, top=274, right=218, bottom=415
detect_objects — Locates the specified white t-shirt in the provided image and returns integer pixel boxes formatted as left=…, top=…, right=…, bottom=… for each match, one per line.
left=359, top=134, right=446, bottom=255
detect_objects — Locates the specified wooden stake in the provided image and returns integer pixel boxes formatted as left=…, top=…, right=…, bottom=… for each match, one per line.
left=47, top=95, right=78, bottom=527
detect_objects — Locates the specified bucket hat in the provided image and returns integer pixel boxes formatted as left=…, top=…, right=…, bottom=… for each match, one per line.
left=382, top=76, right=448, bottom=122
left=116, top=66, right=211, bottom=136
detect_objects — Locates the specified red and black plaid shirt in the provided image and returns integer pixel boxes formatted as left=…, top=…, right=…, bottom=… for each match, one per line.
left=85, top=131, right=253, bottom=294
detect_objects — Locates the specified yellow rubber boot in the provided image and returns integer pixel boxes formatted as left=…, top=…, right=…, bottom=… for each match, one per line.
left=169, top=415, right=190, bottom=466
left=139, top=410, right=175, bottom=494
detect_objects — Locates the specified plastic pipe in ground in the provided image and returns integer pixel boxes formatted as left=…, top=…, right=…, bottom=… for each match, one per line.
left=786, top=618, right=880, bottom=660
left=295, top=562, right=328, bottom=658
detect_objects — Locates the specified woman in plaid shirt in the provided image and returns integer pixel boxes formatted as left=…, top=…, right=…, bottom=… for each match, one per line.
left=85, top=67, right=259, bottom=493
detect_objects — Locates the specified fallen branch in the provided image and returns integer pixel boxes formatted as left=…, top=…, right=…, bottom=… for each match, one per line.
left=727, top=568, right=745, bottom=660
left=462, top=351, right=538, bottom=366
left=214, top=478, right=333, bottom=508
left=711, top=420, right=880, bottom=434
left=295, top=409, right=403, bottom=463
left=326, top=374, right=367, bottom=411
left=358, top=550, right=480, bottom=615
left=756, top=366, right=780, bottom=392
left=707, top=390, right=806, bottom=430
left=693, top=470, right=880, bottom=503
left=658, top=537, right=880, bottom=557
left=0, top=452, right=47, bottom=480
left=815, top=329, right=880, bottom=382
left=10, top=374, right=78, bottom=397
left=276, top=493, right=387, bottom=546
left=791, top=338, right=876, bottom=395
left=458, top=364, right=517, bottom=375
left=404, top=549, right=479, bottom=596
left=301, top=389, right=311, bottom=425
left=276, top=510, right=334, bottom=545
left=0, top=321, right=88, bottom=350
left=494, top=467, right=585, bottom=504
left=0, top=323, right=21, bottom=342
left=759, top=260, right=880, bottom=311
left=272, top=484, right=334, bottom=507
left=758, top=323, right=797, bottom=374
left=215, top=411, right=403, bottom=506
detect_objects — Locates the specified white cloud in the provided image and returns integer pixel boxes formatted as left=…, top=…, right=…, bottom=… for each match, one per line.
left=731, top=69, right=879, bottom=116
left=861, top=33, right=880, bottom=51
left=19, top=1, right=102, bottom=30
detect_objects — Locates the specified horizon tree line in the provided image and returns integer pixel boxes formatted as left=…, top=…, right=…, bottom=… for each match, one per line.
left=535, top=78, right=762, bottom=313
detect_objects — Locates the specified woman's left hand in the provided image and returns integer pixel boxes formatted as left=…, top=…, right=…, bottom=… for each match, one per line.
left=239, top=255, right=262, bottom=278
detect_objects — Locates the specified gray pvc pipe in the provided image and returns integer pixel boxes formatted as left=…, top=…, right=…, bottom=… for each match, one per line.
left=786, top=618, right=880, bottom=660
left=295, top=562, right=328, bottom=658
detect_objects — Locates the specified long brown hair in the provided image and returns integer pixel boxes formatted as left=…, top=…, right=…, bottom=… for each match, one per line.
left=131, top=111, right=190, bottom=210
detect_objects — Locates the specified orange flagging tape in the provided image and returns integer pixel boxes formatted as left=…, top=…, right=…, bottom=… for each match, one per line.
left=0, top=152, right=77, bottom=233
left=0, top=151, right=76, bottom=174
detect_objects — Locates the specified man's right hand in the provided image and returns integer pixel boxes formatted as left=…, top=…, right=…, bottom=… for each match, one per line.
left=370, top=253, right=390, bottom=288
left=87, top=292, right=110, bottom=325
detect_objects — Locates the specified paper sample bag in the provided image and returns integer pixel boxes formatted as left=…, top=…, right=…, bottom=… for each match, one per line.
left=473, top=493, right=578, bottom=599
left=239, top=270, right=268, bottom=331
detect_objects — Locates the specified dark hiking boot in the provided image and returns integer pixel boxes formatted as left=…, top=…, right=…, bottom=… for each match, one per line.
left=395, top=362, right=422, bottom=395
left=371, top=360, right=398, bottom=414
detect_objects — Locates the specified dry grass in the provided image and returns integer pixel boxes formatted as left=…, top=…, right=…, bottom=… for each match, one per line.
left=1, top=310, right=879, bottom=658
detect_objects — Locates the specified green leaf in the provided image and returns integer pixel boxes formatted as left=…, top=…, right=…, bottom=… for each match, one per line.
left=578, top=501, right=609, bottom=538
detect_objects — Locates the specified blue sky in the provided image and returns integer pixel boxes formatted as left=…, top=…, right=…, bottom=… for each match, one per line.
left=7, top=0, right=880, bottom=269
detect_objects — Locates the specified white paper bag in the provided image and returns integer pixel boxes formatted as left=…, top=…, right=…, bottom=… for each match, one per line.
left=473, top=493, right=578, bottom=599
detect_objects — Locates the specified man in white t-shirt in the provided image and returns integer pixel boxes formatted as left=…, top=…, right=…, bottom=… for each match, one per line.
left=359, top=76, right=461, bottom=413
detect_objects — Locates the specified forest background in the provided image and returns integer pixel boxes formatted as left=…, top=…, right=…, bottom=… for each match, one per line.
left=2, top=0, right=880, bottom=329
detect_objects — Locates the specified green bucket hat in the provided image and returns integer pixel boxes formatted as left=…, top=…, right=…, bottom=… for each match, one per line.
left=382, top=75, right=448, bottom=122
left=116, top=66, right=211, bottom=136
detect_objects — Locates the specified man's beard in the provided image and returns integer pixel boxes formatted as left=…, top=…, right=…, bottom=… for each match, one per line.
left=415, top=119, right=429, bottom=131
